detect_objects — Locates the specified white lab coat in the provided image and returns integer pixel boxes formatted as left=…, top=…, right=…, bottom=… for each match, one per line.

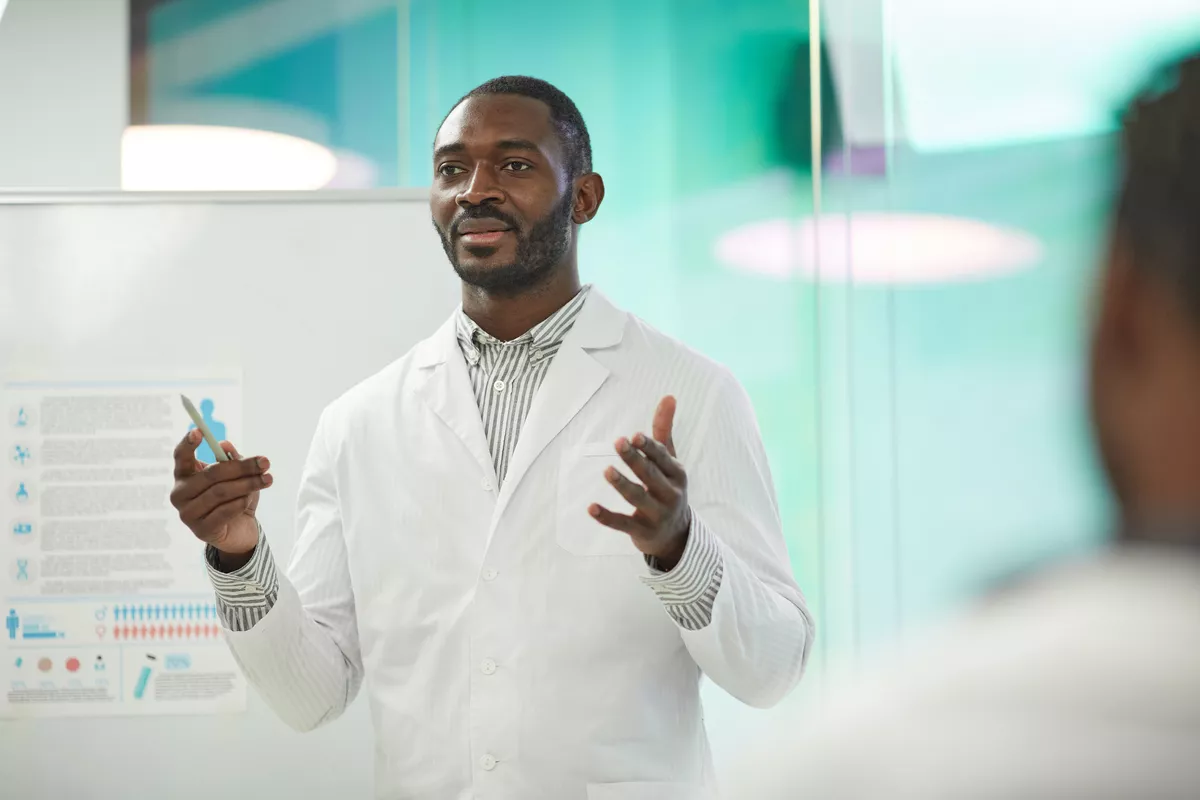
left=222, top=289, right=813, bottom=799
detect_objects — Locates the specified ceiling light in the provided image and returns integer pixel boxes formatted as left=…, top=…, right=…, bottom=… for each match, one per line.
left=121, top=125, right=337, bottom=191
left=715, top=213, right=1043, bottom=284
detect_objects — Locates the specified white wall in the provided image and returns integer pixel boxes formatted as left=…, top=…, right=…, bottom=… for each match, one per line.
left=0, top=0, right=126, bottom=189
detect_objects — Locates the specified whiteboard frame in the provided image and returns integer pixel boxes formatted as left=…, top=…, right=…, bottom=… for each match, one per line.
left=0, top=188, right=430, bottom=205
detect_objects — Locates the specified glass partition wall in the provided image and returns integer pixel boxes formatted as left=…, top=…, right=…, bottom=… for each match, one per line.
left=123, top=0, right=1200, bottom=743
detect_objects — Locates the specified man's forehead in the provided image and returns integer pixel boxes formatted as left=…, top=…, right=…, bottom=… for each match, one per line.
left=434, top=94, right=557, bottom=152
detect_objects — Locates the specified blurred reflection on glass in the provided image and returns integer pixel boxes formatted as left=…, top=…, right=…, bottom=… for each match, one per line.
left=726, top=47, right=1200, bottom=799
left=808, top=0, right=1200, bottom=675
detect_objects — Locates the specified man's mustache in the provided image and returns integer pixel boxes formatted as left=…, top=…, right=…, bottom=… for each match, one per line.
left=451, top=208, right=520, bottom=237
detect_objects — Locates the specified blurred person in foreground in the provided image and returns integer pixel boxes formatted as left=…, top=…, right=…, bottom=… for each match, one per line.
left=726, top=50, right=1200, bottom=800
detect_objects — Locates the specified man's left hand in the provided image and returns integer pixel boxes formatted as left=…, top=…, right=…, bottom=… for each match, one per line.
left=590, top=395, right=691, bottom=570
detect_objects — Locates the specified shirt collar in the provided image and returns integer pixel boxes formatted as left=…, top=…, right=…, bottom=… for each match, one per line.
left=456, top=284, right=591, bottom=352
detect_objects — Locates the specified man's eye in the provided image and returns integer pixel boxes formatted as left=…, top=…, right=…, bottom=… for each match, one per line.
left=439, top=164, right=465, bottom=177
left=504, top=162, right=531, bottom=172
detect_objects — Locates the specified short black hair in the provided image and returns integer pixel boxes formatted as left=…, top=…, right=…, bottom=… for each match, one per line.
left=445, top=75, right=593, bottom=179
left=1116, top=50, right=1200, bottom=317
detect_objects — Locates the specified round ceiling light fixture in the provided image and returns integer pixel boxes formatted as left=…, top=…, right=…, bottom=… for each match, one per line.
left=121, top=124, right=338, bottom=191
left=714, top=212, right=1044, bottom=284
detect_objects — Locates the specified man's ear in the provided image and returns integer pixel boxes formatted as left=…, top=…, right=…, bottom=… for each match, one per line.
left=1095, top=231, right=1164, bottom=382
left=572, top=173, right=605, bottom=224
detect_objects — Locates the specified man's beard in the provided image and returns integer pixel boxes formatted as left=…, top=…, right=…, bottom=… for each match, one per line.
left=436, top=192, right=574, bottom=296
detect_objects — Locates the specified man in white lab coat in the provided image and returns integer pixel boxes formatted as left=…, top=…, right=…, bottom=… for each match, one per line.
left=725, top=50, right=1200, bottom=800
left=170, top=76, right=813, bottom=799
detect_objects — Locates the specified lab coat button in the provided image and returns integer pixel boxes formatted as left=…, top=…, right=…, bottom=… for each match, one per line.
left=480, top=754, right=497, bottom=771
left=481, top=658, right=497, bottom=675
left=481, top=477, right=493, bottom=491
left=483, top=568, right=498, bottom=581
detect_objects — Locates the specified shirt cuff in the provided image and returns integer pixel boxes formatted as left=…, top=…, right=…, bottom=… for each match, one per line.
left=641, top=512, right=724, bottom=631
left=204, top=523, right=279, bottom=632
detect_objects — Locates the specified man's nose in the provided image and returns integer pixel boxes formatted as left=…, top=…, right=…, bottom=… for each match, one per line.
left=457, top=165, right=504, bottom=208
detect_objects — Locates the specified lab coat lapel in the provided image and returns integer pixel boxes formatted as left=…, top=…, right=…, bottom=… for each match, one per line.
left=491, top=290, right=626, bottom=529
left=412, top=315, right=496, bottom=484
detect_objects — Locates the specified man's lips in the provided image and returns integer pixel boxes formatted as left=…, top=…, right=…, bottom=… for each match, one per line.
left=456, top=219, right=513, bottom=246
left=456, top=218, right=513, bottom=235
left=459, top=229, right=512, bottom=246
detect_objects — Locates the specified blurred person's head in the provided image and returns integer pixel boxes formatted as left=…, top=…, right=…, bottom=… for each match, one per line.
left=429, top=76, right=604, bottom=298
left=1090, top=50, right=1200, bottom=540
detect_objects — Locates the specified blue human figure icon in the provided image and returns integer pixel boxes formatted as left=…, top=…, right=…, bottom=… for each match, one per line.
left=6, top=609, right=17, bottom=640
left=189, top=399, right=226, bottom=463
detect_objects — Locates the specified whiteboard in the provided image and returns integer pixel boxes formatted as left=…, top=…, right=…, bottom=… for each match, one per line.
left=0, top=191, right=458, bottom=800
left=0, top=190, right=788, bottom=798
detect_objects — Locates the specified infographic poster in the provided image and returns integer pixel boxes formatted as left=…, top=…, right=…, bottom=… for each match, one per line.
left=0, top=376, right=246, bottom=718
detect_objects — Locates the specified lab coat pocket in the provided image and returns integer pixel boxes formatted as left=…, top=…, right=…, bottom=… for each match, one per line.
left=587, top=783, right=698, bottom=800
left=557, top=442, right=641, bottom=557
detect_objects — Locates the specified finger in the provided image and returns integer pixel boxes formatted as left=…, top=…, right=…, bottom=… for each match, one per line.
left=631, top=433, right=685, bottom=481
left=172, top=430, right=204, bottom=479
left=178, top=472, right=272, bottom=523
left=220, top=441, right=240, bottom=461
left=588, top=504, right=647, bottom=536
left=651, top=395, right=677, bottom=457
left=172, top=453, right=270, bottom=505
left=196, top=492, right=255, bottom=528
left=604, top=466, right=667, bottom=521
left=615, top=437, right=676, bottom=501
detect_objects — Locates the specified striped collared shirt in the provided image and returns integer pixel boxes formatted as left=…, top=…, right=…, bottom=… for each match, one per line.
left=455, top=285, right=590, bottom=486
left=206, top=285, right=723, bottom=632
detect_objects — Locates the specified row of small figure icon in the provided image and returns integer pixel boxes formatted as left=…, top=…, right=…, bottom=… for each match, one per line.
left=112, top=624, right=220, bottom=640
left=110, top=603, right=217, bottom=622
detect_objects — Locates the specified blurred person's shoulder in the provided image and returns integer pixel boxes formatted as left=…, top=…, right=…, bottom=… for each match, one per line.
left=725, top=547, right=1200, bottom=800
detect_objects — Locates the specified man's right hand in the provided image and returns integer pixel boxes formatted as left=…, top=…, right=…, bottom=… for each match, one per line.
left=170, top=429, right=273, bottom=571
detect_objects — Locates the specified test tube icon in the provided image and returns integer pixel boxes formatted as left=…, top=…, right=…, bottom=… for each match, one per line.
left=133, top=653, right=156, bottom=699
